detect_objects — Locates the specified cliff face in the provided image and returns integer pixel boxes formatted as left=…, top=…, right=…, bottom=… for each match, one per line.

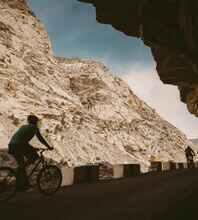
left=0, top=0, right=189, bottom=171
left=79, top=0, right=198, bottom=117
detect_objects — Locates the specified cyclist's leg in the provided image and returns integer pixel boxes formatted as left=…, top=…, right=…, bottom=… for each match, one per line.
left=186, top=156, right=191, bottom=168
left=190, top=157, right=194, bottom=168
left=21, top=144, right=40, bottom=189
left=23, top=143, right=39, bottom=164
left=11, top=151, right=28, bottom=189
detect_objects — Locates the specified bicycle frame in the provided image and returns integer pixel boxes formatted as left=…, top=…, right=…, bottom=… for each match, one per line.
left=26, top=150, right=48, bottom=180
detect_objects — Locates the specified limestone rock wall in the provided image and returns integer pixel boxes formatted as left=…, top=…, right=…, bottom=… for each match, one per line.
left=0, top=0, right=189, bottom=172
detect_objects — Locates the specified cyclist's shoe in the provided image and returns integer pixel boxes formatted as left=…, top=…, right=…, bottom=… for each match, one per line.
left=16, top=183, right=33, bottom=192
left=16, top=186, right=26, bottom=192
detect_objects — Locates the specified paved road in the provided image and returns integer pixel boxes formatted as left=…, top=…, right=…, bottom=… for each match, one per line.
left=1, top=169, right=198, bottom=220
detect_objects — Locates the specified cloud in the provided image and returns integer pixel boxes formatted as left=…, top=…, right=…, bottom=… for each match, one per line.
left=120, top=65, right=198, bottom=139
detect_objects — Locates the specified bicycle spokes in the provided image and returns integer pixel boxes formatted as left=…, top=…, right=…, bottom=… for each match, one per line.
left=37, top=165, right=62, bottom=195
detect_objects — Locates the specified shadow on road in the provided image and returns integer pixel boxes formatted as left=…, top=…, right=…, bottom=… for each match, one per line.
left=1, top=169, right=198, bottom=220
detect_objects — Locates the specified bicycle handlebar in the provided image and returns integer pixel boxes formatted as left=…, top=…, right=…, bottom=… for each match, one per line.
left=36, top=148, right=51, bottom=156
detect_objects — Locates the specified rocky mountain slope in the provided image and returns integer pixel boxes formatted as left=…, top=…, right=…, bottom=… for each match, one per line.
left=0, top=0, right=189, bottom=171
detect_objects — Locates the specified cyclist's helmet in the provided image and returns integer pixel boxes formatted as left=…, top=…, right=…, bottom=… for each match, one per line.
left=27, top=115, right=39, bottom=125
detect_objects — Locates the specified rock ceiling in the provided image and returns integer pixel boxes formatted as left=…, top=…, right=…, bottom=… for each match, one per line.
left=79, top=0, right=198, bottom=116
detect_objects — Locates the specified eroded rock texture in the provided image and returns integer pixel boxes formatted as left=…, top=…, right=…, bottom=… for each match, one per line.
left=80, top=0, right=198, bottom=116
left=0, top=0, right=191, bottom=171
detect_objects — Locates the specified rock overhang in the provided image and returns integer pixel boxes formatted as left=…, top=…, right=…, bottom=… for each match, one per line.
left=79, top=0, right=198, bottom=116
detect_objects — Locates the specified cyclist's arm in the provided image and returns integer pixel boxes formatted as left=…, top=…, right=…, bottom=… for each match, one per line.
left=36, top=128, right=51, bottom=149
left=191, top=150, right=195, bottom=156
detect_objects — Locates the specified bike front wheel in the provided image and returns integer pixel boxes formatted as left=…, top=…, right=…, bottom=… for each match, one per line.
left=37, top=165, right=62, bottom=195
left=0, top=167, right=17, bottom=201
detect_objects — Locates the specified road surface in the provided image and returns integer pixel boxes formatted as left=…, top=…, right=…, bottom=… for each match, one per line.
left=1, top=169, right=198, bottom=220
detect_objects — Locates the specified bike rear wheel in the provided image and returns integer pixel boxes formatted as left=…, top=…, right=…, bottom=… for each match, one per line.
left=37, top=165, right=62, bottom=195
left=0, top=167, right=17, bottom=201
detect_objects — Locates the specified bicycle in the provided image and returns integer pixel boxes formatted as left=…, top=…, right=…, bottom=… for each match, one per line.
left=0, top=148, right=62, bottom=201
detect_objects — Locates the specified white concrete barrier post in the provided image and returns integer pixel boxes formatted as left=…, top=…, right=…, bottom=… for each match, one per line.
left=61, top=166, right=74, bottom=186
left=183, top=163, right=188, bottom=169
left=113, top=165, right=124, bottom=179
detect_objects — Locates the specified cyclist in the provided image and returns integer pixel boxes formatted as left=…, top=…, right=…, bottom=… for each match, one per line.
left=185, top=146, right=196, bottom=168
left=8, top=114, right=53, bottom=189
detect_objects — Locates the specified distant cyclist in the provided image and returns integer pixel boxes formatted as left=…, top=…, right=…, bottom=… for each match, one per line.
left=8, top=115, right=53, bottom=189
left=185, top=146, right=195, bottom=168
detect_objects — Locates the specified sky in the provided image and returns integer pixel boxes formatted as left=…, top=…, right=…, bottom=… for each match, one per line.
left=27, top=0, right=198, bottom=139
